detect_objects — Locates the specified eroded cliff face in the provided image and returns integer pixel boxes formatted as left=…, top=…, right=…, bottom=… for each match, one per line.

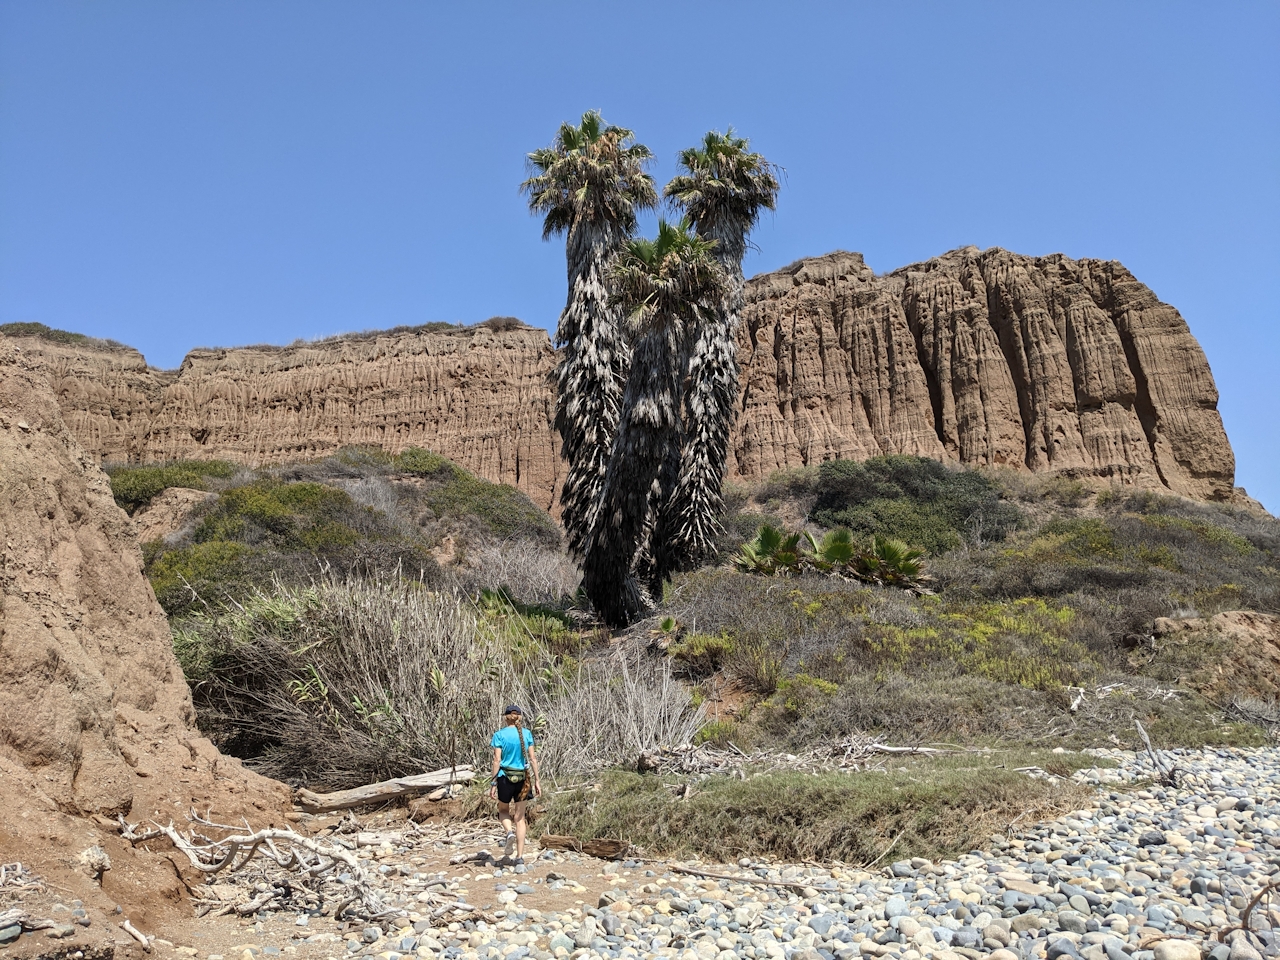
left=8, top=247, right=1235, bottom=506
left=735, top=247, right=1233, bottom=501
left=0, top=338, right=287, bottom=817
left=18, top=325, right=564, bottom=510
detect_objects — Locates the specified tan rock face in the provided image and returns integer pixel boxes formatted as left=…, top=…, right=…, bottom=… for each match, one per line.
left=0, top=338, right=286, bottom=817
left=737, top=247, right=1234, bottom=500
left=10, top=246, right=1235, bottom=506
left=19, top=325, right=564, bottom=511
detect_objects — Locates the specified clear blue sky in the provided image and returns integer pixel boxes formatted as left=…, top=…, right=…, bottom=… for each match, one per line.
left=2, top=2, right=1277, bottom=509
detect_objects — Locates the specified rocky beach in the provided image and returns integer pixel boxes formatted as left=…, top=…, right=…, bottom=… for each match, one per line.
left=28, top=744, right=1267, bottom=960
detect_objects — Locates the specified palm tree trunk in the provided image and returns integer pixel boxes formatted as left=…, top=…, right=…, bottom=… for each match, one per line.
left=582, top=326, right=682, bottom=627
left=650, top=229, right=746, bottom=582
left=555, top=222, right=631, bottom=559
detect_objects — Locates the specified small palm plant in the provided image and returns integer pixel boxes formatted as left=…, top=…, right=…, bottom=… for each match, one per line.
left=734, top=524, right=803, bottom=576
left=803, top=528, right=857, bottom=572
left=851, top=535, right=926, bottom=586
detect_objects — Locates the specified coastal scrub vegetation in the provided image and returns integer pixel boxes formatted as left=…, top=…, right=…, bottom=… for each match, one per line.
left=107, top=459, right=239, bottom=514
left=535, top=751, right=1096, bottom=864
left=126, top=446, right=561, bottom=616
left=0, top=320, right=128, bottom=351
left=172, top=576, right=701, bottom=788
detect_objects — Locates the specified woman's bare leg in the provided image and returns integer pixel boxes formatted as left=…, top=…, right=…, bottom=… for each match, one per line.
left=512, top=800, right=527, bottom=859
left=497, top=801, right=514, bottom=835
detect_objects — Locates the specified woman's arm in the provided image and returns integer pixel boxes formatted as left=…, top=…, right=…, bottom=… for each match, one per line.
left=488, top=746, right=502, bottom=799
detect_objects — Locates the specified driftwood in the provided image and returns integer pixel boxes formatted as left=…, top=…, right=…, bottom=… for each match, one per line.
left=120, top=919, right=152, bottom=952
left=1134, top=719, right=1179, bottom=786
left=448, top=850, right=497, bottom=866
left=0, top=863, right=42, bottom=895
left=120, top=815, right=387, bottom=919
left=538, top=835, right=629, bottom=859
left=1217, top=878, right=1280, bottom=942
left=295, top=766, right=475, bottom=813
left=669, top=864, right=830, bottom=892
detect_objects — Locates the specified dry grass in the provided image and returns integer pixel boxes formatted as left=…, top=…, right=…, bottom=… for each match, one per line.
left=172, top=577, right=700, bottom=788
left=462, top=538, right=580, bottom=606
left=536, top=750, right=1095, bottom=864
left=524, top=647, right=706, bottom=779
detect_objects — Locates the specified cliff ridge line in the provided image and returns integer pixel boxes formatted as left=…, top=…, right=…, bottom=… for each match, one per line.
left=5, top=246, right=1235, bottom=506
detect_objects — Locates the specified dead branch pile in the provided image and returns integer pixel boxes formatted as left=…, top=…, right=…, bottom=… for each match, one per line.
left=118, top=812, right=508, bottom=928
left=0, top=863, right=44, bottom=897
left=120, top=812, right=389, bottom=920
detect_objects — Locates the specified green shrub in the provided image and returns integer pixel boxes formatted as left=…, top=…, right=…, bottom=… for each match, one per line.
left=811, top=456, right=1019, bottom=554
left=193, top=480, right=357, bottom=550
left=756, top=674, right=838, bottom=730
left=694, top=719, right=741, bottom=748
left=395, top=447, right=452, bottom=476
left=424, top=466, right=557, bottom=542
left=386, top=447, right=559, bottom=546
left=145, top=477, right=441, bottom=615
left=106, top=459, right=237, bottom=514
left=148, top=541, right=253, bottom=612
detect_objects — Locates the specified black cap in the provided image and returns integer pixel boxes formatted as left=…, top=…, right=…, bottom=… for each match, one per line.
left=502, top=704, right=523, bottom=715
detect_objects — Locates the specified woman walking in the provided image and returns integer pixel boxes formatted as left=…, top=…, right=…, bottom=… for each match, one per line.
left=489, top=705, right=541, bottom=863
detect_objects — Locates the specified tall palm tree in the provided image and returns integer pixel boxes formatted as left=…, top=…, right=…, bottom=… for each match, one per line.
left=651, top=130, right=780, bottom=584
left=522, top=111, right=657, bottom=558
left=583, top=219, right=727, bottom=627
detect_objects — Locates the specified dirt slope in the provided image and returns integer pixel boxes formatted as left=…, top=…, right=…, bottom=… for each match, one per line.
left=0, top=336, right=290, bottom=953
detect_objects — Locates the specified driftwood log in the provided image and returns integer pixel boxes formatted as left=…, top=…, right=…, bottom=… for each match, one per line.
left=296, top=766, right=475, bottom=813
left=538, top=835, right=629, bottom=859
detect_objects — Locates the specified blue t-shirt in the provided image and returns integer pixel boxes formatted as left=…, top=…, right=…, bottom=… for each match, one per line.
left=491, top=726, right=534, bottom=771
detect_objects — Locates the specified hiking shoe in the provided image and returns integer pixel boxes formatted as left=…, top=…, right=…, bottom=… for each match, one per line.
left=502, top=832, right=516, bottom=859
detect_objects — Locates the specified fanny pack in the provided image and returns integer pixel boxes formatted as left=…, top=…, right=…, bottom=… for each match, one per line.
left=500, top=767, right=526, bottom=782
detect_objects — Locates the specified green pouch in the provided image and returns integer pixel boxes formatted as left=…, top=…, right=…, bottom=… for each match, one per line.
left=501, top=767, right=526, bottom=783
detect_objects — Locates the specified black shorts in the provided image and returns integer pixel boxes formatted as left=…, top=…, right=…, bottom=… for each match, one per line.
left=496, top=774, right=529, bottom=804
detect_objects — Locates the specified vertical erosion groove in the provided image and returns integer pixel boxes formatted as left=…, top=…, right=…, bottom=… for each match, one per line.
left=1113, top=307, right=1168, bottom=488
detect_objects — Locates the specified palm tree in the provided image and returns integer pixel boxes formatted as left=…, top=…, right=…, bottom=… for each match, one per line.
left=582, top=219, right=727, bottom=627
left=521, top=112, right=657, bottom=558
left=652, top=130, right=780, bottom=584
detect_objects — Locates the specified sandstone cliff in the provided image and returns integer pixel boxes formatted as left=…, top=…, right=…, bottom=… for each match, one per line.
left=7, top=247, right=1236, bottom=506
left=736, top=248, right=1233, bottom=501
left=0, top=337, right=287, bottom=816
left=15, top=324, right=564, bottom=510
